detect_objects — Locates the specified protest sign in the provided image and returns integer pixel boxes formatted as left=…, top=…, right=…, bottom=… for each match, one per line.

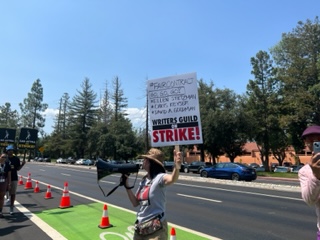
left=0, top=128, right=16, bottom=147
left=18, top=128, right=38, bottom=149
left=148, top=72, right=203, bottom=147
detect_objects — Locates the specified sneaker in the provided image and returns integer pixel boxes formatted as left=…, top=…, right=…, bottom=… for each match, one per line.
left=9, top=206, right=13, bottom=215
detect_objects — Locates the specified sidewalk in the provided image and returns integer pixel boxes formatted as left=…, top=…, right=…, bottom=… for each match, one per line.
left=0, top=200, right=53, bottom=240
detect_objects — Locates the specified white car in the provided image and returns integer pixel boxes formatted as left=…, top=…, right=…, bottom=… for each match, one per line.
left=274, top=166, right=290, bottom=173
left=75, top=159, right=85, bottom=165
left=56, top=158, right=67, bottom=164
left=83, top=159, right=94, bottom=166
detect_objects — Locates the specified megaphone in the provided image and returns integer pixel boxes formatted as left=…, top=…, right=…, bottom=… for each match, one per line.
left=96, top=159, right=140, bottom=197
left=96, top=159, right=140, bottom=181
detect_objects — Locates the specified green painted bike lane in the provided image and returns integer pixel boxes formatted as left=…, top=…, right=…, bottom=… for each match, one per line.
left=12, top=180, right=218, bottom=240
left=36, top=203, right=215, bottom=240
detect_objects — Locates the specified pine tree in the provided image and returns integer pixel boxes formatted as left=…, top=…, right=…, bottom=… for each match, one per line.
left=68, top=78, right=98, bottom=158
left=19, top=79, right=48, bottom=136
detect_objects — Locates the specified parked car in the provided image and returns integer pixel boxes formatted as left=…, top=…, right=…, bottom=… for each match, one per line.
left=283, top=162, right=292, bottom=167
left=75, top=159, right=85, bottom=165
left=292, top=165, right=304, bottom=173
left=274, top=166, right=290, bottom=173
left=200, top=162, right=257, bottom=181
left=255, top=165, right=266, bottom=172
left=184, top=161, right=212, bottom=173
left=164, top=161, right=174, bottom=171
left=56, top=158, right=67, bottom=164
left=82, top=159, right=94, bottom=166
left=248, top=163, right=260, bottom=169
left=66, top=157, right=76, bottom=164
left=164, top=161, right=186, bottom=172
left=135, top=159, right=144, bottom=169
left=270, top=163, right=279, bottom=172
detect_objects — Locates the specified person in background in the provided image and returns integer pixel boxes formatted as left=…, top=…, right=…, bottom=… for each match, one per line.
left=299, top=125, right=320, bottom=235
left=6, top=145, right=25, bottom=215
left=123, top=148, right=181, bottom=240
left=0, top=153, right=11, bottom=218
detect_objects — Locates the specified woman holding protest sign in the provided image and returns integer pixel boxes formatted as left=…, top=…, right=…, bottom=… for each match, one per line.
left=123, top=148, right=181, bottom=240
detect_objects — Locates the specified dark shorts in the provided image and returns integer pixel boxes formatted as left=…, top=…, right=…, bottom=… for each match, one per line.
left=8, top=180, right=17, bottom=195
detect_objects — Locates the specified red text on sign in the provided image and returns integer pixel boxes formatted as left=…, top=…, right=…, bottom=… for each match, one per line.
left=152, top=127, right=200, bottom=143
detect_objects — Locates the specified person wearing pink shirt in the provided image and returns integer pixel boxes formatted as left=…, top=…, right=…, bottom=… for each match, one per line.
left=299, top=125, right=320, bottom=238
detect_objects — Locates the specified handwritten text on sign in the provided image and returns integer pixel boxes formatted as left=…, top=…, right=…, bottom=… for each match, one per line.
left=148, top=73, right=203, bottom=147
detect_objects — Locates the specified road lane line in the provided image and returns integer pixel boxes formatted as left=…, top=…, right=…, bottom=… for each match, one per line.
left=177, top=183, right=302, bottom=201
left=61, top=173, right=71, bottom=176
left=100, top=180, right=116, bottom=184
left=15, top=201, right=67, bottom=240
left=178, top=193, right=222, bottom=203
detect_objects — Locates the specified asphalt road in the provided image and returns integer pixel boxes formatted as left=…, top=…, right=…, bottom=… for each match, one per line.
left=5, top=162, right=317, bottom=240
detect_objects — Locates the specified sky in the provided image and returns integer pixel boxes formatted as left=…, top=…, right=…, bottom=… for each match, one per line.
left=1, top=1, right=319, bottom=134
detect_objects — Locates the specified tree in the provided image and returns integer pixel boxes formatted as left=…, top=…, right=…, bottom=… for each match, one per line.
left=54, top=93, right=70, bottom=136
left=198, top=79, right=221, bottom=163
left=0, top=102, right=19, bottom=128
left=19, top=79, right=48, bottom=136
left=110, top=76, right=129, bottom=159
left=269, top=127, right=290, bottom=166
left=246, top=50, right=279, bottom=171
left=99, top=80, right=113, bottom=124
left=215, top=89, right=250, bottom=162
left=87, top=123, right=113, bottom=159
left=199, top=79, right=249, bottom=163
left=109, top=115, right=137, bottom=160
left=111, top=76, right=128, bottom=121
left=270, top=17, right=320, bottom=153
left=68, top=78, right=99, bottom=158
left=48, top=93, right=71, bottom=158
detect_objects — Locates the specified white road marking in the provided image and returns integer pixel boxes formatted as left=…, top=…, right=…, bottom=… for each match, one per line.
left=100, top=180, right=116, bottom=184
left=15, top=201, right=67, bottom=240
left=177, top=193, right=222, bottom=203
left=176, top=183, right=302, bottom=201
left=61, top=173, right=70, bottom=176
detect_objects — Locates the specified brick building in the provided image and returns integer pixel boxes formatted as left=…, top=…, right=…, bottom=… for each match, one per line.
left=184, top=142, right=312, bottom=166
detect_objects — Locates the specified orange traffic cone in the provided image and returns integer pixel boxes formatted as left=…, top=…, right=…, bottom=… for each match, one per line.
left=59, top=182, right=72, bottom=208
left=98, top=204, right=113, bottom=229
left=34, top=181, right=40, bottom=193
left=18, top=175, right=24, bottom=185
left=170, top=227, right=176, bottom=240
left=45, top=185, right=53, bottom=199
left=24, top=173, right=33, bottom=189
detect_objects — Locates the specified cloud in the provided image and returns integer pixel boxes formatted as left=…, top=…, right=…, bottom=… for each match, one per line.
left=125, top=107, right=146, bottom=129
left=44, top=108, right=59, bottom=118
